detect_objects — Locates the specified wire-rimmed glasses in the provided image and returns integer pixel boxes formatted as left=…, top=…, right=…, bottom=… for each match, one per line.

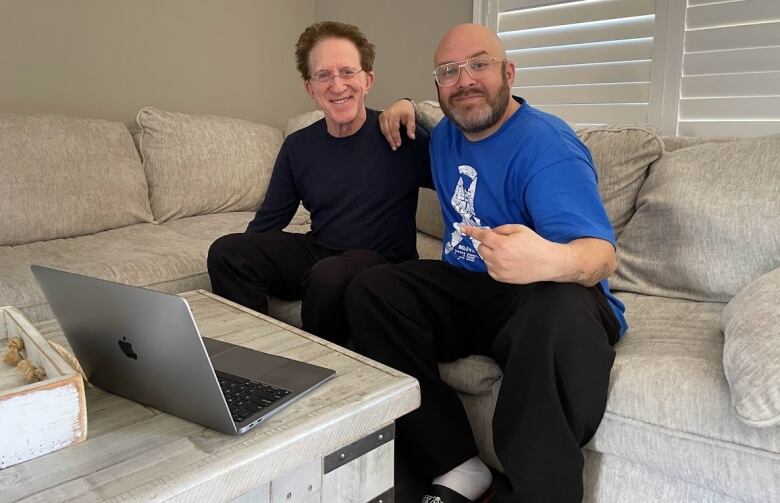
left=309, top=68, right=365, bottom=85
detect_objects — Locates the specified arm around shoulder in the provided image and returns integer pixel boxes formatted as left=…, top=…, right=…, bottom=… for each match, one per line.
left=379, top=99, right=417, bottom=151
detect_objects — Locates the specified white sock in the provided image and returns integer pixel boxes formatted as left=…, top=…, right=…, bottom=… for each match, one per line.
left=432, top=456, right=492, bottom=501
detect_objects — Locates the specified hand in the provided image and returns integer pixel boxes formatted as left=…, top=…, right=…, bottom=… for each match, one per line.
left=461, top=224, right=563, bottom=284
left=379, top=99, right=417, bottom=151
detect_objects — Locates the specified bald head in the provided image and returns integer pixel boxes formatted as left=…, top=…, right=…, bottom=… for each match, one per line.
left=434, top=23, right=507, bottom=66
left=432, top=23, right=518, bottom=141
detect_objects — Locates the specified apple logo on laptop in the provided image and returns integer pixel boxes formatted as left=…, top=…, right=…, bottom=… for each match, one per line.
left=118, top=337, right=138, bottom=360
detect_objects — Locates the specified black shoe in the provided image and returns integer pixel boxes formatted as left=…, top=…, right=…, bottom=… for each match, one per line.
left=421, top=484, right=471, bottom=503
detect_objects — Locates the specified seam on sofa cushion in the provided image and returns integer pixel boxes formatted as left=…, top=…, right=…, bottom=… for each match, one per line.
left=583, top=448, right=739, bottom=502
left=602, top=410, right=780, bottom=460
left=18, top=271, right=210, bottom=311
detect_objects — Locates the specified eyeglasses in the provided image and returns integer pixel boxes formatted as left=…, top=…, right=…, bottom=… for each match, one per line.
left=309, top=68, right=365, bottom=85
left=433, top=55, right=506, bottom=87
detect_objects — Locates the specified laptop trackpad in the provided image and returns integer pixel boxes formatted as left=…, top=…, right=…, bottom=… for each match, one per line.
left=211, top=347, right=298, bottom=389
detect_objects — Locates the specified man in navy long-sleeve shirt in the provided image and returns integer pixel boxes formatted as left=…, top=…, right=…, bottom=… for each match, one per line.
left=207, top=21, right=430, bottom=344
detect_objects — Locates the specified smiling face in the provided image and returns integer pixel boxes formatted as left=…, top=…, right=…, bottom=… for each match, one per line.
left=304, top=37, right=374, bottom=138
left=434, top=24, right=516, bottom=141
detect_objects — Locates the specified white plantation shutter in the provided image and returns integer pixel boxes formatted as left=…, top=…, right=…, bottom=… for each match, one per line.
left=678, top=0, right=780, bottom=136
left=476, top=0, right=780, bottom=136
left=488, top=0, right=659, bottom=126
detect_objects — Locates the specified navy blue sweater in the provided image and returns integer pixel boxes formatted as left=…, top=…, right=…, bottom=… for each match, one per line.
left=247, top=109, right=431, bottom=261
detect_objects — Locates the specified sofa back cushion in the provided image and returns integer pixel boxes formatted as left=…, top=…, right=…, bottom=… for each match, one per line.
left=135, top=107, right=283, bottom=222
left=612, top=134, right=780, bottom=302
left=414, top=102, right=663, bottom=239
left=0, top=113, right=154, bottom=246
left=574, top=125, right=663, bottom=236
left=284, top=110, right=324, bottom=137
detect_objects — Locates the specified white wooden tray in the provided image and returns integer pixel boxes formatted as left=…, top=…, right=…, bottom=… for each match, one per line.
left=0, top=306, right=87, bottom=469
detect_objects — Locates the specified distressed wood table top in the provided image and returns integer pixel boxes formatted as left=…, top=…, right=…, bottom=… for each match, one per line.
left=0, top=290, right=420, bottom=503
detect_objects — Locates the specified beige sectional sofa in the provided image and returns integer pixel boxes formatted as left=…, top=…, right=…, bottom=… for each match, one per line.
left=1, top=104, right=777, bottom=502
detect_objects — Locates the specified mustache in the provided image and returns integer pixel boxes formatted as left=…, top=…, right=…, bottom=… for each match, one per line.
left=449, top=88, right=486, bottom=101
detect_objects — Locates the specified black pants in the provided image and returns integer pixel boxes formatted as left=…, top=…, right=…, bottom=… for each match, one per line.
left=345, top=260, right=620, bottom=503
left=207, top=231, right=388, bottom=345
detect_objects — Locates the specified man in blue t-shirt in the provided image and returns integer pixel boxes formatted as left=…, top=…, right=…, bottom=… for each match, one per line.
left=346, top=24, right=625, bottom=503
left=208, top=22, right=430, bottom=345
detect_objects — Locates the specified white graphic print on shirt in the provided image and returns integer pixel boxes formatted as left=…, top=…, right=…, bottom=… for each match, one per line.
left=444, top=165, right=490, bottom=263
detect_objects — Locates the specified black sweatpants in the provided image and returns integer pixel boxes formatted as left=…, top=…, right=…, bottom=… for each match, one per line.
left=207, top=231, right=388, bottom=345
left=345, top=260, right=620, bottom=503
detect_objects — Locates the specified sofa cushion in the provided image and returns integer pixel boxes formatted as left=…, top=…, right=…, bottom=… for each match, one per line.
left=416, top=230, right=443, bottom=260
left=417, top=101, right=445, bottom=132
left=662, top=135, right=740, bottom=152
left=0, top=224, right=214, bottom=323
left=592, top=293, right=780, bottom=503
left=721, top=266, right=780, bottom=427
left=612, top=134, right=780, bottom=302
left=583, top=450, right=744, bottom=503
left=284, top=111, right=324, bottom=137
left=135, top=107, right=283, bottom=222
left=574, top=125, right=663, bottom=236
left=416, top=188, right=445, bottom=240
left=161, top=212, right=256, bottom=243
left=0, top=113, right=154, bottom=246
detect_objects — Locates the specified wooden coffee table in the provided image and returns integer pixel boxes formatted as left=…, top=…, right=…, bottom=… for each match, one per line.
left=0, top=290, right=420, bottom=502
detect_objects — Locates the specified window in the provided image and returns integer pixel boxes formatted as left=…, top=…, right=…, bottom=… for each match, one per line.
left=678, top=0, right=780, bottom=136
left=476, top=0, right=780, bottom=137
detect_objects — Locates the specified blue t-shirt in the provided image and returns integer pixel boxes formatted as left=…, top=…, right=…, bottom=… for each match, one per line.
left=429, top=97, right=627, bottom=337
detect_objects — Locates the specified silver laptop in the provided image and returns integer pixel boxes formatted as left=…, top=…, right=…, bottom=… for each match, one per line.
left=31, top=265, right=335, bottom=435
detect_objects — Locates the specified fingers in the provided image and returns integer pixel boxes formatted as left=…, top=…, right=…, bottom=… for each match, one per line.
left=460, top=225, right=500, bottom=252
left=405, top=118, right=416, bottom=141
left=379, top=99, right=418, bottom=151
left=491, top=224, right=526, bottom=235
left=461, top=226, right=495, bottom=246
left=401, top=101, right=417, bottom=141
left=379, top=112, right=402, bottom=151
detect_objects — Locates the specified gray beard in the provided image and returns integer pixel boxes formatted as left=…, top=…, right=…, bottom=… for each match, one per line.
left=439, top=73, right=511, bottom=135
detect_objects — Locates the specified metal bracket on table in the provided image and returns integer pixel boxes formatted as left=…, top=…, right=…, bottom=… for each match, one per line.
left=323, top=423, right=395, bottom=473
left=368, top=487, right=394, bottom=503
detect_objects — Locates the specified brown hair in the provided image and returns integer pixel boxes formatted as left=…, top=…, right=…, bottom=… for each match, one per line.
left=295, top=21, right=375, bottom=80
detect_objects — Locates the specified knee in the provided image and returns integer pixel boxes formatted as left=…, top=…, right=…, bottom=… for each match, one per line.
left=304, top=258, right=352, bottom=291
left=524, top=282, right=596, bottom=320
left=207, top=233, right=245, bottom=268
left=499, top=283, right=611, bottom=359
left=344, top=264, right=396, bottom=310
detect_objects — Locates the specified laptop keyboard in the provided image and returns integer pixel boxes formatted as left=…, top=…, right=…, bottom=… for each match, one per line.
left=216, top=370, right=292, bottom=423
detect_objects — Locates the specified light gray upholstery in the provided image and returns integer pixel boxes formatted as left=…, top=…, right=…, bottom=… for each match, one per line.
left=135, top=107, right=283, bottom=223
left=0, top=113, right=153, bottom=246
left=0, top=224, right=211, bottom=323
left=612, top=134, right=780, bottom=303
left=583, top=450, right=740, bottom=503
left=160, top=212, right=256, bottom=243
left=721, top=266, right=780, bottom=427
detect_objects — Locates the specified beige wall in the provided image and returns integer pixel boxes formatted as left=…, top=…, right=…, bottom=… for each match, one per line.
left=0, top=0, right=315, bottom=128
left=0, top=1, right=471, bottom=126
left=314, top=0, right=473, bottom=109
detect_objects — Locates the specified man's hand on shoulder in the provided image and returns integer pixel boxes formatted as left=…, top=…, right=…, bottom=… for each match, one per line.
left=462, top=225, right=616, bottom=286
left=379, top=99, right=417, bottom=151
